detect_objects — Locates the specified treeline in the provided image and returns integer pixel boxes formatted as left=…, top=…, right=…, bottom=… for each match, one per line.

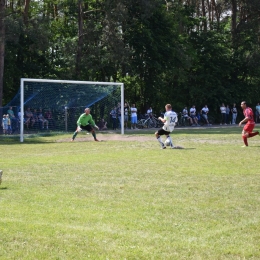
left=1, top=0, right=260, bottom=119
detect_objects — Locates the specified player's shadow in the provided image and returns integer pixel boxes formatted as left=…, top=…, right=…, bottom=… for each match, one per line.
left=0, top=187, right=8, bottom=190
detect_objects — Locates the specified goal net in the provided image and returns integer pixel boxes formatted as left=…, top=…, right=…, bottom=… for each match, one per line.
left=17, top=78, right=124, bottom=142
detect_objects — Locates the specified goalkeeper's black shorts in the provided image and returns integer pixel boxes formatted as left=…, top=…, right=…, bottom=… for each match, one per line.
left=80, top=124, right=93, bottom=132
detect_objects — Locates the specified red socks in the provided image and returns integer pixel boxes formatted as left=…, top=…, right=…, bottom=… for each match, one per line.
left=242, top=131, right=259, bottom=146
left=242, top=136, right=248, bottom=146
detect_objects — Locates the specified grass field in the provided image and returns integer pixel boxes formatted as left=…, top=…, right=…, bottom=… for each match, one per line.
left=0, top=127, right=260, bottom=259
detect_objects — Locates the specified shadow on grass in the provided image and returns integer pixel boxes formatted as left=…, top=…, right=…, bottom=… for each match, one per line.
left=0, top=133, right=64, bottom=145
left=0, top=187, right=8, bottom=190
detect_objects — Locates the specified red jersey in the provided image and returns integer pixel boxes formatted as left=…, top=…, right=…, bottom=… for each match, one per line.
left=244, top=107, right=255, bottom=124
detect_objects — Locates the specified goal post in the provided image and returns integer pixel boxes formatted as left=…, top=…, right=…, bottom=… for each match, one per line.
left=20, top=78, right=124, bottom=142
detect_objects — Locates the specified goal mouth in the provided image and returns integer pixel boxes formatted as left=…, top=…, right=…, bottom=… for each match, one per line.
left=17, top=78, right=124, bottom=142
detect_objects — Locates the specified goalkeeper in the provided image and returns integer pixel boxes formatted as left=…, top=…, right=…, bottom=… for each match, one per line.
left=71, top=108, right=99, bottom=142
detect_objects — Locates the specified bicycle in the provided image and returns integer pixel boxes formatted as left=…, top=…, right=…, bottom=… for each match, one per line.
left=136, top=114, right=158, bottom=129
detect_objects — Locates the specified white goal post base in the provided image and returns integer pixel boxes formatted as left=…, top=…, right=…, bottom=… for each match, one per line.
left=20, top=78, right=124, bottom=142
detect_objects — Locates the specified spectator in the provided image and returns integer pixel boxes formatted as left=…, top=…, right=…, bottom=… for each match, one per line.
left=2, top=114, right=8, bottom=135
left=189, top=105, right=199, bottom=126
left=98, top=118, right=107, bottom=130
left=18, top=109, right=25, bottom=127
left=256, top=103, right=260, bottom=123
left=7, top=106, right=18, bottom=132
left=17, top=109, right=22, bottom=131
left=147, top=106, right=153, bottom=117
left=110, top=107, right=117, bottom=130
left=6, top=114, right=12, bottom=134
left=130, top=104, right=138, bottom=129
left=226, top=105, right=230, bottom=124
left=45, top=109, right=55, bottom=129
left=220, top=103, right=226, bottom=125
left=116, top=102, right=122, bottom=128
left=124, top=102, right=130, bottom=129
left=201, top=105, right=211, bottom=126
left=38, top=108, right=49, bottom=129
left=182, top=107, right=193, bottom=125
left=32, top=109, right=39, bottom=128
left=25, top=107, right=35, bottom=129
left=231, top=103, right=238, bottom=124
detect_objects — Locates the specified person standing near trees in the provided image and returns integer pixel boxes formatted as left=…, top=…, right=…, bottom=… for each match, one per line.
left=110, top=106, right=117, bottom=130
left=7, top=106, right=18, bottom=132
left=239, top=101, right=259, bottom=147
left=2, top=114, right=8, bottom=135
left=226, top=104, right=230, bottom=124
left=220, top=103, right=226, bottom=125
left=124, top=101, right=130, bottom=129
left=147, top=106, right=153, bottom=117
left=116, top=102, right=122, bottom=128
left=231, top=103, right=237, bottom=124
left=130, top=103, right=137, bottom=129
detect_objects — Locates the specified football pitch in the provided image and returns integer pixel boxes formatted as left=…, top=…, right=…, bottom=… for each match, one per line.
left=0, top=127, right=260, bottom=259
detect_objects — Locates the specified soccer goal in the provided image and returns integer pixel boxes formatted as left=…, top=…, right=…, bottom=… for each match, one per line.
left=19, top=78, right=124, bottom=142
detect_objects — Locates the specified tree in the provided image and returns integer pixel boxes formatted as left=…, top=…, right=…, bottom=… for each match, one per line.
left=0, top=0, right=5, bottom=107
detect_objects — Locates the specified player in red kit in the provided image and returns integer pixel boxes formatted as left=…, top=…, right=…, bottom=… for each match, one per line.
left=239, top=101, right=259, bottom=147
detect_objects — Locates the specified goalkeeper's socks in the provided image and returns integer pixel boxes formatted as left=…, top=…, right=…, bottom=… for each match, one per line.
left=92, top=131, right=97, bottom=140
left=72, top=131, right=78, bottom=140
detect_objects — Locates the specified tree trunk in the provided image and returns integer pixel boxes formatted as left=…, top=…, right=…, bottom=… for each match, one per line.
left=0, top=0, right=5, bottom=107
left=75, top=0, right=84, bottom=79
left=231, top=0, right=237, bottom=43
left=206, top=0, right=212, bottom=30
left=201, top=0, right=207, bottom=32
left=24, top=0, right=30, bottom=25
left=211, top=0, right=219, bottom=29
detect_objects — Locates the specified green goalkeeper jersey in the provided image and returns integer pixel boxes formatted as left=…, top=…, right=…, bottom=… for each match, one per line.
left=77, top=113, right=95, bottom=126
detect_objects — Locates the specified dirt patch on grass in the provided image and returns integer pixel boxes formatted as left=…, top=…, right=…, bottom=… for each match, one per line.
left=57, top=131, right=155, bottom=143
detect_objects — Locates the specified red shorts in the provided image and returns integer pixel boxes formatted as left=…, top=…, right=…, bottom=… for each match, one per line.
left=243, top=122, right=255, bottom=133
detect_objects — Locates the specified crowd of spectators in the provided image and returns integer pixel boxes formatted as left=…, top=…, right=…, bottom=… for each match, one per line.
left=2, top=102, right=260, bottom=134
left=1, top=107, right=55, bottom=134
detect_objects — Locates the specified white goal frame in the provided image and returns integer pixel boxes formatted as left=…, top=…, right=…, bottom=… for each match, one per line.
left=20, top=78, right=124, bottom=142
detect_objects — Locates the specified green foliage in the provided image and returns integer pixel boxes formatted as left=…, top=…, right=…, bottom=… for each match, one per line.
left=2, top=0, right=260, bottom=117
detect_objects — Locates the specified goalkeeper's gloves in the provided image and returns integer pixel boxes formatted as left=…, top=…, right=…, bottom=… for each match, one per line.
left=94, top=125, right=99, bottom=130
left=77, top=126, right=82, bottom=132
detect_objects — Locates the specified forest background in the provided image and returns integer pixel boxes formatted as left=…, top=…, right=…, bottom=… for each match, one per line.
left=0, top=0, right=260, bottom=119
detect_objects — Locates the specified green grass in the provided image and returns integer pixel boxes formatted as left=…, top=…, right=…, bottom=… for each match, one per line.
left=1, top=127, right=260, bottom=259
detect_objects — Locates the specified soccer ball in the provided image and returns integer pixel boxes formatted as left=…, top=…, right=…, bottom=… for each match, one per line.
left=165, top=139, right=171, bottom=146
